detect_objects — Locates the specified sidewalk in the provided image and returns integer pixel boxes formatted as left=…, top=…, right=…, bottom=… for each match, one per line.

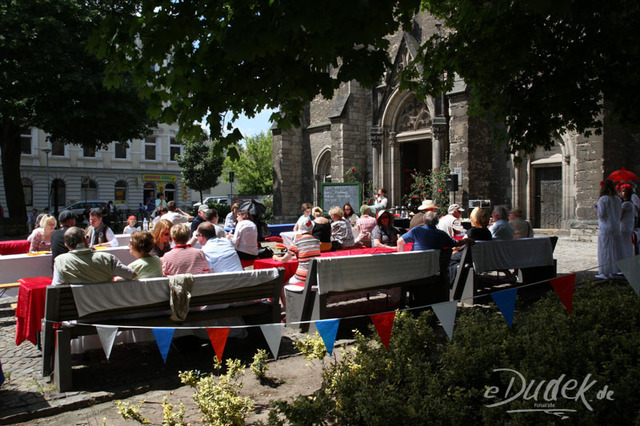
left=0, top=236, right=603, bottom=423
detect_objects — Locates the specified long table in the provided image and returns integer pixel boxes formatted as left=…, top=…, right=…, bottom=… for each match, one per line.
left=0, top=246, right=136, bottom=287
left=253, top=246, right=398, bottom=283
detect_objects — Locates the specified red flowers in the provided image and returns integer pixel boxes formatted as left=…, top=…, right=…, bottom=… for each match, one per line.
left=351, top=167, right=355, bottom=172
left=413, top=195, right=418, bottom=198
left=438, top=189, right=442, bottom=193
left=419, top=184, right=423, bottom=188
left=434, top=168, right=438, bottom=172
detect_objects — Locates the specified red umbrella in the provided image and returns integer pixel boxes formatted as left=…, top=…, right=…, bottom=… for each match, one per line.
left=607, top=167, right=638, bottom=182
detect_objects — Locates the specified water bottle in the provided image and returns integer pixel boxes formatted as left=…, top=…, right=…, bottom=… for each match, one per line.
left=143, top=217, right=148, bottom=230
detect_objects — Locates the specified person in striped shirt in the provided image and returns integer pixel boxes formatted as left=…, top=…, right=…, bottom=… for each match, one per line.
left=273, top=218, right=320, bottom=287
left=162, top=224, right=210, bottom=276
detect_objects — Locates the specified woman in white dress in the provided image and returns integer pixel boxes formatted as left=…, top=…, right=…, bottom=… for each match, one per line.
left=619, top=184, right=636, bottom=260
left=595, top=179, right=622, bottom=279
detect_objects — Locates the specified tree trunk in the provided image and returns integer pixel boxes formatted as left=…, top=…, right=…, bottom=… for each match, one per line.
left=1, top=118, right=27, bottom=219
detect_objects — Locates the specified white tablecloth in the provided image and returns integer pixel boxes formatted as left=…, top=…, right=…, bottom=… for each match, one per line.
left=0, top=246, right=136, bottom=286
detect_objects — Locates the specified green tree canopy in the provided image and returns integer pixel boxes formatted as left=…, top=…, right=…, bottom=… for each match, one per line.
left=223, top=132, right=273, bottom=195
left=401, top=0, right=640, bottom=157
left=0, top=0, right=155, bottom=217
left=177, top=138, right=225, bottom=203
left=91, top=0, right=420, bottom=152
left=94, top=0, right=640, bottom=161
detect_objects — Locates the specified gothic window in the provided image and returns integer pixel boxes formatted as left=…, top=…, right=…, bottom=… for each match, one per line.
left=397, top=97, right=432, bottom=132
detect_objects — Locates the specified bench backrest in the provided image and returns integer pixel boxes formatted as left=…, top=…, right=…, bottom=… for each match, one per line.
left=45, top=268, right=283, bottom=322
left=471, top=237, right=554, bottom=273
left=313, top=250, right=440, bottom=295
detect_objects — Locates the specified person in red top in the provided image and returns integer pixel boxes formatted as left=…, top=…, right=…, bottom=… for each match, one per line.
left=162, top=224, right=210, bottom=276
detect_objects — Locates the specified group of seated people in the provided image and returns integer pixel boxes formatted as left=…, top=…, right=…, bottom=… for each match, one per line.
left=51, top=220, right=246, bottom=286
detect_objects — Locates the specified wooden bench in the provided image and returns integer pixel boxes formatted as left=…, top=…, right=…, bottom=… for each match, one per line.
left=42, top=268, right=284, bottom=391
left=450, top=236, right=557, bottom=303
left=285, top=250, right=442, bottom=332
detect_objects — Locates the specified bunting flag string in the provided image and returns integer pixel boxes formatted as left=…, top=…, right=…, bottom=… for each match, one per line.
left=491, top=288, right=518, bottom=328
left=96, top=326, right=119, bottom=360
left=315, top=319, right=340, bottom=356
left=550, top=274, right=576, bottom=314
left=207, top=328, right=230, bottom=363
left=431, top=301, right=458, bottom=340
left=369, top=312, right=395, bottom=349
left=59, top=265, right=632, bottom=361
left=260, top=324, right=285, bottom=360
left=153, top=328, right=175, bottom=363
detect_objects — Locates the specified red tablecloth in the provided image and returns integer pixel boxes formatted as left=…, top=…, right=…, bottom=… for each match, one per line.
left=15, top=277, right=52, bottom=346
left=0, top=240, right=30, bottom=255
left=253, top=246, right=398, bottom=283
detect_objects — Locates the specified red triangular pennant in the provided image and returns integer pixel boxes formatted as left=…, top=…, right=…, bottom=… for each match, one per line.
left=369, top=312, right=396, bottom=350
left=207, top=328, right=230, bottom=362
left=550, top=274, right=576, bottom=314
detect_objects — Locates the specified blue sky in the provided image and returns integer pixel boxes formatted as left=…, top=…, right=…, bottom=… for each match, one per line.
left=229, top=108, right=276, bottom=140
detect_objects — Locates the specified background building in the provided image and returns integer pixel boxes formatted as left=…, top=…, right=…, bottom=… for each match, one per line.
left=0, top=123, right=188, bottom=217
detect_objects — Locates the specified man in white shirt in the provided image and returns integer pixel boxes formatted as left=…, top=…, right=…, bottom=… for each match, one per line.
left=489, top=205, right=514, bottom=240
left=371, top=188, right=388, bottom=214
left=84, top=209, right=118, bottom=247
left=161, top=200, right=193, bottom=225
left=437, top=204, right=466, bottom=238
left=197, top=222, right=243, bottom=272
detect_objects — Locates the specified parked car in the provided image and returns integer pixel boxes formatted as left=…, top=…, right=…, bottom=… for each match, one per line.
left=193, top=197, right=228, bottom=207
left=61, top=200, right=108, bottom=216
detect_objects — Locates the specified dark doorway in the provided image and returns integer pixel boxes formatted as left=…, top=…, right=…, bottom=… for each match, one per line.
left=400, top=141, right=431, bottom=200
left=534, top=166, right=562, bottom=228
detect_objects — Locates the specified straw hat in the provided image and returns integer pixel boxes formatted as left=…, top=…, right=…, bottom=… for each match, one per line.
left=418, top=199, right=438, bottom=211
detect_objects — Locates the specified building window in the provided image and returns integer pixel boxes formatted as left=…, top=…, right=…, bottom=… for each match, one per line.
left=145, top=136, right=156, bottom=160
left=51, top=139, right=65, bottom=156
left=169, top=137, right=182, bottom=161
left=81, top=178, right=98, bottom=200
left=51, top=179, right=66, bottom=210
left=22, top=178, right=33, bottom=206
left=115, top=180, right=127, bottom=204
left=20, top=128, right=32, bottom=155
left=165, top=183, right=175, bottom=202
left=115, top=142, right=127, bottom=159
left=83, top=145, right=96, bottom=157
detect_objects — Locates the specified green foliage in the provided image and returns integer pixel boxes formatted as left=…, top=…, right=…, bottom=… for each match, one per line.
left=250, top=349, right=270, bottom=380
left=162, top=396, right=186, bottom=426
left=271, top=284, right=640, bottom=423
left=91, top=0, right=420, bottom=151
left=293, top=332, right=328, bottom=362
left=402, top=0, right=640, bottom=158
left=403, top=163, right=450, bottom=212
left=0, top=0, right=154, bottom=217
left=179, top=358, right=253, bottom=425
left=177, top=137, right=225, bottom=202
left=343, top=166, right=372, bottom=207
left=116, top=400, right=149, bottom=424
left=223, top=132, right=274, bottom=195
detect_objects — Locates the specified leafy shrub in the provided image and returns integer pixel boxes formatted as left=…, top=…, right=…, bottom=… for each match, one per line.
left=179, top=358, right=253, bottom=425
left=403, top=163, right=451, bottom=213
left=251, top=349, right=269, bottom=380
left=270, top=284, right=640, bottom=424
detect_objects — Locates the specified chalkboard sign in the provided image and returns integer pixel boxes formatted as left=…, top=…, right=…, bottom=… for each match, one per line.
left=321, top=183, right=361, bottom=212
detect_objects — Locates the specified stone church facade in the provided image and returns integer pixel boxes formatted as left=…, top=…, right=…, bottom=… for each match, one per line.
left=272, top=13, right=639, bottom=239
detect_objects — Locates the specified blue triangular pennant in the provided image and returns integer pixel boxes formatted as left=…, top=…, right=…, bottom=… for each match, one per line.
left=153, top=328, right=175, bottom=363
left=491, top=288, right=518, bottom=328
left=315, top=319, right=340, bottom=356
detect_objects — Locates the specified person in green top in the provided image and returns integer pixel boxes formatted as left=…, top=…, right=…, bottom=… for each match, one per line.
left=128, top=230, right=163, bottom=279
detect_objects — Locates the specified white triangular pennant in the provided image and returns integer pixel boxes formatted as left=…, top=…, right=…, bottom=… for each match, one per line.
left=431, top=301, right=458, bottom=340
left=260, top=323, right=285, bottom=360
left=96, top=326, right=119, bottom=360
left=617, top=255, right=640, bottom=295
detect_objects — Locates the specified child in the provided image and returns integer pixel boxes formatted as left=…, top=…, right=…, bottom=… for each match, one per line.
left=123, top=215, right=140, bottom=234
left=127, top=230, right=163, bottom=278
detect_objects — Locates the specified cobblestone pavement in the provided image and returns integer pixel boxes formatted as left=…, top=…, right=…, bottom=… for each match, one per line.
left=0, top=236, right=609, bottom=423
